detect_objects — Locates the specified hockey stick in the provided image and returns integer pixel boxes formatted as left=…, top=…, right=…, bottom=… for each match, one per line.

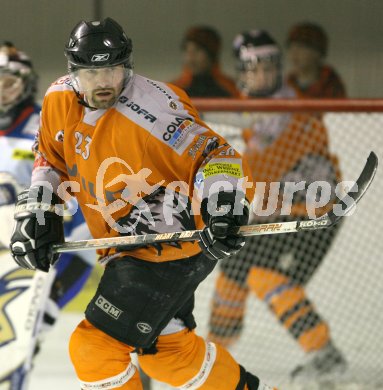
left=52, top=151, right=378, bottom=254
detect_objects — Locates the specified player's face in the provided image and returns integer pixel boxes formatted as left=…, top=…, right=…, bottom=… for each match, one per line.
left=74, top=65, right=126, bottom=109
left=238, top=61, right=279, bottom=97
left=183, top=41, right=213, bottom=75
left=0, top=73, right=24, bottom=111
left=288, top=42, right=322, bottom=73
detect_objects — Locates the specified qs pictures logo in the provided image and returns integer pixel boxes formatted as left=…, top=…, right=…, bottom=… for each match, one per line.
left=86, top=157, right=164, bottom=233
left=0, top=268, right=34, bottom=347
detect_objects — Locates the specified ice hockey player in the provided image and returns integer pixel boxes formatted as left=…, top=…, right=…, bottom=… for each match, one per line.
left=0, top=42, right=95, bottom=389
left=207, top=29, right=347, bottom=384
left=9, top=18, right=278, bottom=390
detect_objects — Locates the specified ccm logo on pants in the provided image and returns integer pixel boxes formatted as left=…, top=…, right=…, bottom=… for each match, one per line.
left=95, top=295, right=123, bottom=319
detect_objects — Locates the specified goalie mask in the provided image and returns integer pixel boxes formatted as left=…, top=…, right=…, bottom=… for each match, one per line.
left=233, top=30, right=281, bottom=97
left=0, top=42, right=37, bottom=120
left=64, top=17, right=133, bottom=109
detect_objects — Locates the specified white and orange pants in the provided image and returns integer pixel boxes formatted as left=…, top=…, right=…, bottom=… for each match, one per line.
left=69, top=319, right=248, bottom=390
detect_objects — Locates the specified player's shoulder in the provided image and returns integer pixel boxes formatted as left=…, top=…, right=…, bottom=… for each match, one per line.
left=42, top=75, right=78, bottom=116
left=131, top=74, right=193, bottom=115
left=137, top=75, right=212, bottom=153
left=116, top=74, right=197, bottom=129
left=45, top=75, right=75, bottom=97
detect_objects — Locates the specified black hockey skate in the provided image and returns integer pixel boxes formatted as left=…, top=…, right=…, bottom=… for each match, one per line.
left=291, top=342, right=347, bottom=384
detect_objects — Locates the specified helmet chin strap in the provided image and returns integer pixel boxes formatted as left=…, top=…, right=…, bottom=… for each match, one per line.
left=73, top=87, right=126, bottom=111
left=73, top=88, right=98, bottom=110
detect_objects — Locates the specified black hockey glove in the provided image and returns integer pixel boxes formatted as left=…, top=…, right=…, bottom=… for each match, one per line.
left=10, top=186, right=64, bottom=272
left=198, top=191, right=249, bottom=261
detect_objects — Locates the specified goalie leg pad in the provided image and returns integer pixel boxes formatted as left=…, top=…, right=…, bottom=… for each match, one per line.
left=0, top=253, right=56, bottom=389
left=85, top=253, right=216, bottom=348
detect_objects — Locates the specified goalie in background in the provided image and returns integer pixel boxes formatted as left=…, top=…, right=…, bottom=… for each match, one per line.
left=0, top=42, right=95, bottom=389
left=207, top=30, right=348, bottom=383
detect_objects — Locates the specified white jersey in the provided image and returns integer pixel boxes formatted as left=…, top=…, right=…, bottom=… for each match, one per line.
left=0, top=109, right=39, bottom=187
left=0, top=105, right=41, bottom=248
left=0, top=104, right=93, bottom=255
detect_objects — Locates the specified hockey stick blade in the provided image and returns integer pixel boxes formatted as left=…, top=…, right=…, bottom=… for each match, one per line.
left=297, top=150, right=378, bottom=231
left=52, top=151, right=378, bottom=253
left=223, top=151, right=378, bottom=236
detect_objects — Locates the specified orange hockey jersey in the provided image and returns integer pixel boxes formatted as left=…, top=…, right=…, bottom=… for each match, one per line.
left=33, top=74, right=254, bottom=262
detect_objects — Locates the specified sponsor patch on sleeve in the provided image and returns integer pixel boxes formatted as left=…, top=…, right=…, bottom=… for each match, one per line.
left=202, top=162, right=243, bottom=178
left=163, top=118, right=207, bottom=155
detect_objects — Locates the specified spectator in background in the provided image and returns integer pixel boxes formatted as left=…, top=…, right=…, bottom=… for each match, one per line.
left=171, top=25, right=240, bottom=97
left=286, top=22, right=347, bottom=98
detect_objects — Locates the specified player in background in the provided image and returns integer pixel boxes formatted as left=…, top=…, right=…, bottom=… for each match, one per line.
left=171, top=25, right=240, bottom=97
left=0, top=42, right=95, bottom=389
left=207, top=30, right=347, bottom=383
left=285, top=22, right=347, bottom=98
left=9, top=18, right=278, bottom=390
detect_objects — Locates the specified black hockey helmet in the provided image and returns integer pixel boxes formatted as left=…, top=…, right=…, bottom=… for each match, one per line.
left=64, top=17, right=133, bottom=70
left=232, top=30, right=282, bottom=96
left=233, top=30, right=281, bottom=69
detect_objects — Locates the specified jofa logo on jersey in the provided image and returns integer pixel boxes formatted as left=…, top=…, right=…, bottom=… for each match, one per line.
left=0, top=268, right=34, bottom=347
left=91, top=53, right=110, bottom=62
left=118, top=96, right=157, bottom=123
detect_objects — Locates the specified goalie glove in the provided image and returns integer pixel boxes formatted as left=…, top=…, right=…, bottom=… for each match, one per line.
left=198, top=191, right=249, bottom=261
left=10, top=186, right=64, bottom=272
